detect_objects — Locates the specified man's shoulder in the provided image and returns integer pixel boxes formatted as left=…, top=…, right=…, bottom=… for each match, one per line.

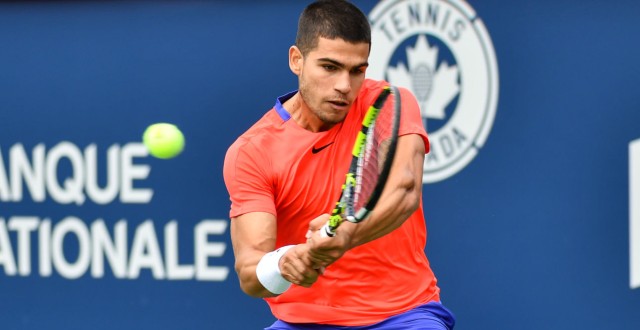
left=360, top=78, right=388, bottom=95
left=349, top=79, right=384, bottom=115
left=224, top=111, right=278, bottom=176
left=229, top=109, right=281, bottom=148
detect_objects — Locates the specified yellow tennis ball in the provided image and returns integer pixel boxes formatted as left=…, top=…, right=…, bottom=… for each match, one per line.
left=143, top=123, right=185, bottom=159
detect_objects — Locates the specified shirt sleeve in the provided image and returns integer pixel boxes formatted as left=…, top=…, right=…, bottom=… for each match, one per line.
left=223, top=140, right=277, bottom=218
left=397, top=86, right=430, bottom=153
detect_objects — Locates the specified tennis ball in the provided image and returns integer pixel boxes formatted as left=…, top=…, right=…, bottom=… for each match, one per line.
left=143, top=123, right=185, bottom=159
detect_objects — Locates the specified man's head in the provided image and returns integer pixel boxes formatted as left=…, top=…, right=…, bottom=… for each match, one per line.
left=295, top=0, right=371, bottom=56
left=289, top=0, right=372, bottom=131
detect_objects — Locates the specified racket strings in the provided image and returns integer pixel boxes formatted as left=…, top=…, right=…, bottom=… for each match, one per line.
left=353, top=95, right=396, bottom=212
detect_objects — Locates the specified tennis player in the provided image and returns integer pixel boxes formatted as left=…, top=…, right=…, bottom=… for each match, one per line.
left=223, top=1, right=455, bottom=329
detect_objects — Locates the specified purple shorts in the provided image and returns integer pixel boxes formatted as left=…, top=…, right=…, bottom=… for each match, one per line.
left=264, top=302, right=456, bottom=330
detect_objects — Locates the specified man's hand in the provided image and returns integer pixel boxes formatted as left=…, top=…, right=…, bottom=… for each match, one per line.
left=278, top=244, right=321, bottom=288
left=305, top=214, right=354, bottom=269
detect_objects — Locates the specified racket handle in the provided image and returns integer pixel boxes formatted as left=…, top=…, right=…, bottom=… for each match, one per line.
left=320, top=223, right=336, bottom=237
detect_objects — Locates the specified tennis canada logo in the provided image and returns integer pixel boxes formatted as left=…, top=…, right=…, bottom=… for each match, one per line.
left=630, top=138, right=640, bottom=289
left=368, top=0, right=499, bottom=183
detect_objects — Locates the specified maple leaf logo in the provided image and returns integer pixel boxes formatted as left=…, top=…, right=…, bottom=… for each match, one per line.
left=386, top=35, right=460, bottom=128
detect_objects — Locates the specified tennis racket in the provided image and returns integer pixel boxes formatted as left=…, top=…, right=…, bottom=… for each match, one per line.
left=321, top=85, right=401, bottom=237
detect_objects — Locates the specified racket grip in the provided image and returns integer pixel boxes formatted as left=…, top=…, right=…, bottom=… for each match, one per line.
left=320, top=223, right=336, bottom=237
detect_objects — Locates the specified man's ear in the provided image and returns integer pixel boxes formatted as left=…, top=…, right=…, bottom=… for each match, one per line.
left=289, top=46, right=303, bottom=76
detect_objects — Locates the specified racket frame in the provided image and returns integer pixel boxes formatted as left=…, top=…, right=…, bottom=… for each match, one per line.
left=323, top=85, right=401, bottom=237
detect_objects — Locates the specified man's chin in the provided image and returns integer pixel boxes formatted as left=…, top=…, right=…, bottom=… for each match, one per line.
left=320, top=113, right=347, bottom=126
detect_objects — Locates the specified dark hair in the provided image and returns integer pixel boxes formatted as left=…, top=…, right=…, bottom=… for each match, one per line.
left=296, top=0, right=371, bottom=55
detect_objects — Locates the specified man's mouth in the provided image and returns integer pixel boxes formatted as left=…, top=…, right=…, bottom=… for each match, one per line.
left=328, top=99, right=349, bottom=108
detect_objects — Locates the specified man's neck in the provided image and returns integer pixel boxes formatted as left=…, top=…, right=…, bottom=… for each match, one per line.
left=283, top=92, right=334, bottom=132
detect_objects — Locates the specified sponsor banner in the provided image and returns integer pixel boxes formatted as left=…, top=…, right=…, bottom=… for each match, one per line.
left=0, top=142, right=229, bottom=281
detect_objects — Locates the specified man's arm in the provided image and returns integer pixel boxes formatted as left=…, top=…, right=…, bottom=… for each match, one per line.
left=306, top=133, right=425, bottom=267
left=231, top=211, right=321, bottom=297
left=343, top=133, right=425, bottom=246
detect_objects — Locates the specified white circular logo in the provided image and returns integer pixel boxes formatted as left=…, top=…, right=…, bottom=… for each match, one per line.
left=368, top=0, right=499, bottom=183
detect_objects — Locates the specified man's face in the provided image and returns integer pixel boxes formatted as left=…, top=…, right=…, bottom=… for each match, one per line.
left=296, top=37, right=369, bottom=127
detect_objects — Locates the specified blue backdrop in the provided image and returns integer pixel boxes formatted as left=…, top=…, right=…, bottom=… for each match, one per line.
left=1, top=1, right=639, bottom=329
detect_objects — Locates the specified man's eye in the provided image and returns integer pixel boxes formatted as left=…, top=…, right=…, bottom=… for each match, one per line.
left=323, top=65, right=337, bottom=71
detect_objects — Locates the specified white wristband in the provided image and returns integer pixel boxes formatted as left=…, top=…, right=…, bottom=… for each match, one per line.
left=256, top=245, right=295, bottom=295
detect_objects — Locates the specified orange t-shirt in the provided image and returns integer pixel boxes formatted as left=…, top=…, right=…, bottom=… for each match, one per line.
left=223, top=79, right=440, bottom=326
